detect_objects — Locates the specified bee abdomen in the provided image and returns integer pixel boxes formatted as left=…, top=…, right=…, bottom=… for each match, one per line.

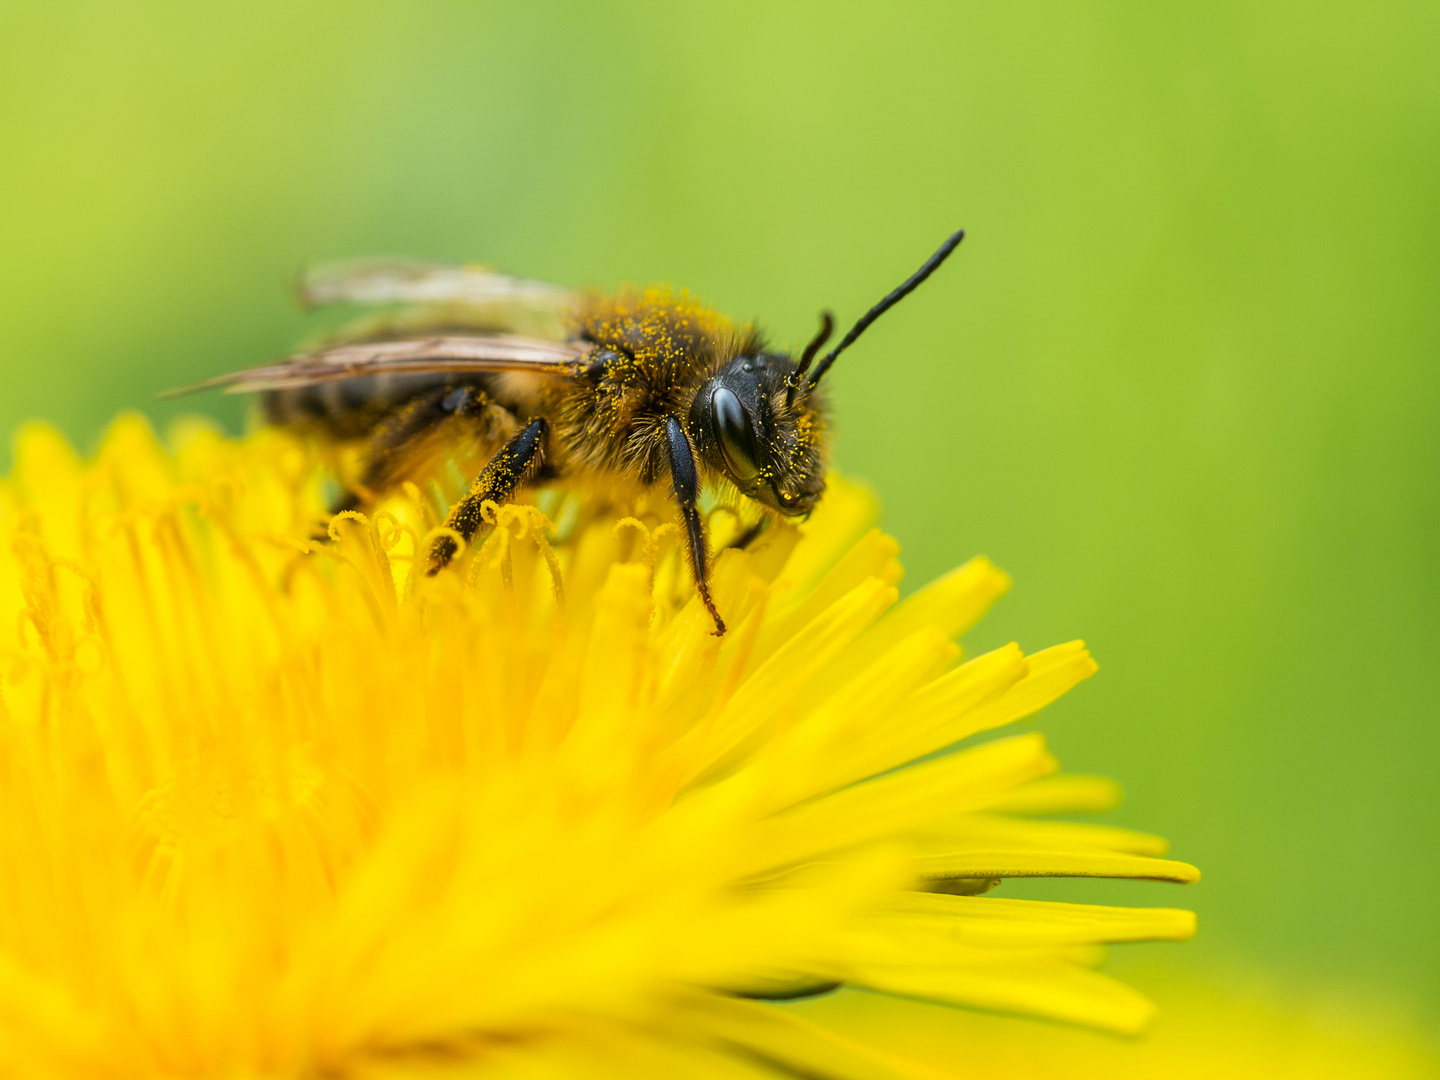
left=262, top=373, right=459, bottom=439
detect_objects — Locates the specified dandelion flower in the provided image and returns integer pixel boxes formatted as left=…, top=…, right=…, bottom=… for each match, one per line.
left=0, top=414, right=1198, bottom=1078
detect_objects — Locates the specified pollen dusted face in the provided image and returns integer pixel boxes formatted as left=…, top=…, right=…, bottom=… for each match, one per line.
left=690, top=353, right=827, bottom=515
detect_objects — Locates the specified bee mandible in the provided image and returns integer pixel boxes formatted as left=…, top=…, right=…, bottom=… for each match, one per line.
left=177, top=230, right=965, bottom=634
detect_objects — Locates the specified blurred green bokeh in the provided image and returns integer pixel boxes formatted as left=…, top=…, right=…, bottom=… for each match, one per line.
left=2, top=0, right=1437, bottom=1032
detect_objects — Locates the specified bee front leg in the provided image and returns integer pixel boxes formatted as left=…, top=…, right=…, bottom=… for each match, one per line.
left=664, top=416, right=725, bottom=635
left=426, top=417, right=548, bottom=575
left=726, top=516, right=771, bottom=552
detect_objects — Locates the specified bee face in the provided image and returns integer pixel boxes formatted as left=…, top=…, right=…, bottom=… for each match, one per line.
left=689, top=353, right=827, bottom=516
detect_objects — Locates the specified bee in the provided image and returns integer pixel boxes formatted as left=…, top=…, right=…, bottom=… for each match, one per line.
left=178, top=230, right=965, bottom=634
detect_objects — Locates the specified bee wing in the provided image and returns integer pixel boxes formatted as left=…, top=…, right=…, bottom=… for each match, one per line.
left=297, top=258, right=573, bottom=311
left=162, top=335, right=593, bottom=398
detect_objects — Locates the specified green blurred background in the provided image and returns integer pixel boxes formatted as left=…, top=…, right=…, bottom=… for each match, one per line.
left=2, top=0, right=1437, bottom=1043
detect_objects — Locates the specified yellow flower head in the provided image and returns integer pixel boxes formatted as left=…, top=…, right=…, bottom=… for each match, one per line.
left=0, top=414, right=1197, bottom=1079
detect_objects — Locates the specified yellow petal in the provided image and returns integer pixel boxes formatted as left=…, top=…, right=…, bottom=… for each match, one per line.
left=985, top=773, right=1124, bottom=814
left=686, top=994, right=955, bottom=1080
left=912, top=847, right=1201, bottom=884
left=877, top=893, right=1198, bottom=945
left=919, top=813, right=1172, bottom=857
left=847, top=956, right=1159, bottom=1035
left=747, top=734, right=1058, bottom=873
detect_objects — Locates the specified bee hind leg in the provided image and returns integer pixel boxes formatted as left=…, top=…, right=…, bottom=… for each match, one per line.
left=315, top=384, right=488, bottom=540
left=426, top=417, right=549, bottom=574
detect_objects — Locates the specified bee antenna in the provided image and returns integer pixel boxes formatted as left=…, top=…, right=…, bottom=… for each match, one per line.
left=787, top=310, right=834, bottom=407
left=807, top=228, right=965, bottom=387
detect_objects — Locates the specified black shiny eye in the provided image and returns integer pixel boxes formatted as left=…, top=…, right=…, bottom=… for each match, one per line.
left=711, top=385, right=761, bottom=485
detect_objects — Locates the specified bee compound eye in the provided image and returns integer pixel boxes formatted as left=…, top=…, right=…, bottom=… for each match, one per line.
left=711, top=385, right=762, bottom=485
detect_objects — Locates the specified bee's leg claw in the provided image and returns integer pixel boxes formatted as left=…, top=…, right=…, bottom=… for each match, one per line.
left=699, top=578, right=726, bottom=636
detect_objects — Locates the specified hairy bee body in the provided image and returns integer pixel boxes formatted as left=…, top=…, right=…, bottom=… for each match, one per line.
left=184, top=231, right=964, bottom=633
left=262, top=370, right=478, bottom=438
left=265, top=370, right=540, bottom=496
left=265, top=289, right=824, bottom=514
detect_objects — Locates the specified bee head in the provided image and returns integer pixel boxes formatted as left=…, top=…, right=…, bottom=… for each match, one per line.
left=690, top=228, right=967, bottom=516
left=690, top=352, right=827, bottom=516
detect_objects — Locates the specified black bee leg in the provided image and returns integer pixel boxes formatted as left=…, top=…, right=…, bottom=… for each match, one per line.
left=726, top=517, right=770, bottom=551
left=426, top=417, right=548, bottom=574
left=664, top=416, right=725, bottom=635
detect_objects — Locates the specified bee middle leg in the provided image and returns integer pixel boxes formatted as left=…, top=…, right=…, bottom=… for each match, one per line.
left=426, top=417, right=549, bottom=575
